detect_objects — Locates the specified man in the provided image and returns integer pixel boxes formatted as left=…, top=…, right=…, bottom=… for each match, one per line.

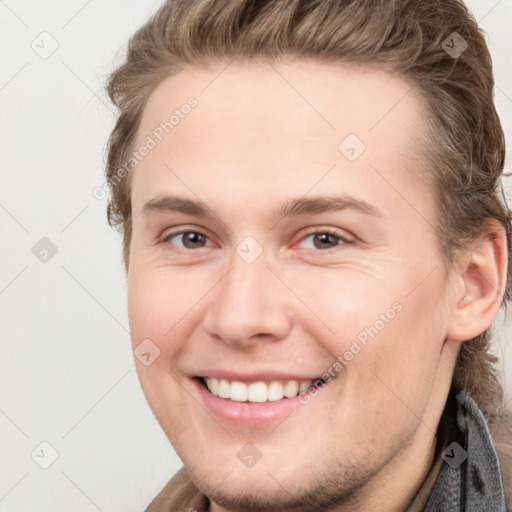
left=104, top=0, right=511, bottom=510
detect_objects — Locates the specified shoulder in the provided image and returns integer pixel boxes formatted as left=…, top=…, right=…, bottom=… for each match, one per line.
left=490, top=410, right=512, bottom=512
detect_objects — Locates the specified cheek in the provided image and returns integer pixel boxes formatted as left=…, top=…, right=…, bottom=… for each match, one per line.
left=127, top=268, right=204, bottom=356
left=128, top=269, right=210, bottom=396
left=291, top=267, right=403, bottom=346
left=127, top=268, right=200, bottom=423
left=341, top=272, right=448, bottom=420
left=301, top=263, right=448, bottom=388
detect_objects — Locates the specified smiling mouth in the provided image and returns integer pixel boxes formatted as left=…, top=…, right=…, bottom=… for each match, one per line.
left=198, top=376, right=326, bottom=403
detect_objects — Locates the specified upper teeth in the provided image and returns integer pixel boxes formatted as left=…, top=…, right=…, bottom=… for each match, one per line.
left=204, top=377, right=318, bottom=402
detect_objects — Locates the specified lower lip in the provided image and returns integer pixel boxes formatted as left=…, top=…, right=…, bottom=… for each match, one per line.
left=192, top=378, right=310, bottom=427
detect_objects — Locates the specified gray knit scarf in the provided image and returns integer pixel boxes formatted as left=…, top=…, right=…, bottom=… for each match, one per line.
left=422, top=388, right=507, bottom=511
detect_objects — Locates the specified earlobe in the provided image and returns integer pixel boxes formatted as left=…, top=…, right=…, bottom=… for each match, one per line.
left=447, top=220, right=508, bottom=342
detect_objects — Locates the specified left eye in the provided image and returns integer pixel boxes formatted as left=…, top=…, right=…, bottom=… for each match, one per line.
left=298, top=231, right=347, bottom=250
left=165, top=231, right=211, bottom=249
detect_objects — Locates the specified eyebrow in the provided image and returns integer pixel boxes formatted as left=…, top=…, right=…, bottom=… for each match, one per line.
left=276, top=195, right=383, bottom=219
left=143, top=196, right=214, bottom=217
left=142, top=194, right=383, bottom=219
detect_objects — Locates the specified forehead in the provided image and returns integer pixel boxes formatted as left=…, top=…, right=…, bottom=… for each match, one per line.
left=131, top=60, right=429, bottom=214
left=138, top=60, right=424, bottom=142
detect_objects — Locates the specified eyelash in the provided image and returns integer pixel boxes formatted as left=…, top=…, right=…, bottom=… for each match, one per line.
left=160, top=228, right=351, bottom=252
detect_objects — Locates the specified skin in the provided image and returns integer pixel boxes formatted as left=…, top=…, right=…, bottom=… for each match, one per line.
left=126, top=60, right=507, bottom=512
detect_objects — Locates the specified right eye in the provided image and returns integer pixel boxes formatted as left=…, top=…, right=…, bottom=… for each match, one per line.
left=162, top=230, right=212, bottom=250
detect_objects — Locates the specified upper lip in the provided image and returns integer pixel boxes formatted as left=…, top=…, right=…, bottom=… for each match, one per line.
left=194, top=370, right=324, bottom=383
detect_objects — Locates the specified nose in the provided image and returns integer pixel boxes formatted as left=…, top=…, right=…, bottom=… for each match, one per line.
left=202, top=252, right=293, bottom=348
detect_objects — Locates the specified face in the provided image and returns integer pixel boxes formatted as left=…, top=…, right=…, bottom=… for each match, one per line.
left=127, top=61, right=459, bottom=511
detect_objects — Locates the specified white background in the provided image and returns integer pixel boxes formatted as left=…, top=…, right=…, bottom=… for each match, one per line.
left=0, top=1, right=511, bottom=511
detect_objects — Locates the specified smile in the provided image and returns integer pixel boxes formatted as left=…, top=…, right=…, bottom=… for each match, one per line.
left=201, top=377, right=325, bottom=403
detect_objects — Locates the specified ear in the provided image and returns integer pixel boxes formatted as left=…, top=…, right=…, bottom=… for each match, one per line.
left=446, top=219, right=508, bottom=342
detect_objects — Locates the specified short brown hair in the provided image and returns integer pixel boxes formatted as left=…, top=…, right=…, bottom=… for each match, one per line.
left=104, top=0, right=511, bottom=421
